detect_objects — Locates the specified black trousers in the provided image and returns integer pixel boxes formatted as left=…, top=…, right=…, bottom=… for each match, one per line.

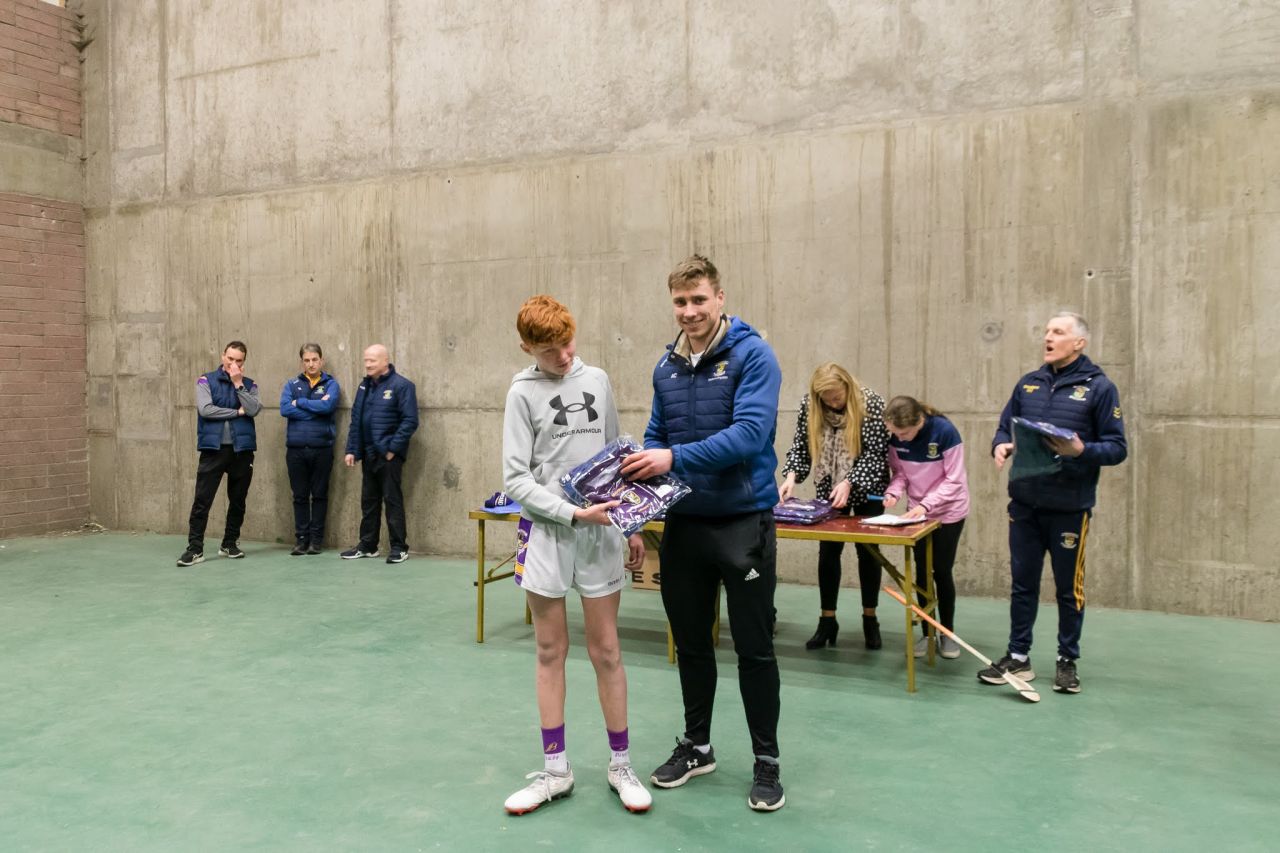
left=913, top=518, right=966, bottom=632
left=186, top=446, right=254, bottom=552
left=817, top=499, right=884, bottom=612
left=659, top=510, right=780, bottom=759
left=285, top=446, right=334, bottom=545
left=359, top=453, right=407, bottom=552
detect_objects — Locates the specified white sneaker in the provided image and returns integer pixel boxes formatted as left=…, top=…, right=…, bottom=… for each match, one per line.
left=913, top=636, right=930, bottom=658
left=939, top=636, right=962, bottom=659
left=503, top=768, right=575, bottom=815
left=608, top=763, right=652, bottom=813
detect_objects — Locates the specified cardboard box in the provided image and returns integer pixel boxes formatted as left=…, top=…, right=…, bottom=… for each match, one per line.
left=630, top=530, right=662, bottom=590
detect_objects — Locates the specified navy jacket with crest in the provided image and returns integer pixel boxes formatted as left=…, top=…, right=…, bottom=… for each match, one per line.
left=992, top=354, right=1127, bottom=511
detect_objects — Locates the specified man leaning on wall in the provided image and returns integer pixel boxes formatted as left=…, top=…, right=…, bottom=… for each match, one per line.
left=177, top=341, right=262, bottom=567
left=340, top=344, right=419, bottom=564
left=280, top=343, right=341, bottom=556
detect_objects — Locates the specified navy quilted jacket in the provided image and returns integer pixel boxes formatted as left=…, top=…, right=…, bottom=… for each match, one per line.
left=279, top=371, right=341, bottom=448
left=644, top=317, right=782, bottom=516
left=992, top=355, right=1127, bottom=511
left=345, top=365, right=419, bottom=458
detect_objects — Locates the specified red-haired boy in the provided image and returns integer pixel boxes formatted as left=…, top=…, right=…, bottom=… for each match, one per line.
left=500, top=295, right=650, bottom=815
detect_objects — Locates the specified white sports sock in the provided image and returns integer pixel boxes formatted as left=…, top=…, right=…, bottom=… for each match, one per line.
left=544, top=751, right=569, bottom=775
left=693, top=744, right=711, bottom=755
left=610, top=748, right=630, bottom=767
left=1011, top=652, right=1028, bottom=663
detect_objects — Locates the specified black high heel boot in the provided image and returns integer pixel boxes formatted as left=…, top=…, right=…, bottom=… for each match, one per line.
left=805, top=616, right=839, bottom=650
left=862, top=614, right=882, bottom=650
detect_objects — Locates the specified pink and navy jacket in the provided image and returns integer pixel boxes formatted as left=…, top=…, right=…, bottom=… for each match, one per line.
left=885, top=415, right=969, bottom=524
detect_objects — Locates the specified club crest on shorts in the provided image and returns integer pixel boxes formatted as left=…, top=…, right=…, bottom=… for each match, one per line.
left=927, top=442, right=940, bottom=459
left=1061, top=532, right=1079, bottom=549
left=1070, top=386, right=1088, bottom=401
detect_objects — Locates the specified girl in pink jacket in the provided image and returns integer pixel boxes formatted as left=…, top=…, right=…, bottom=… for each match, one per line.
left=883, top=396, right=970, bottom=659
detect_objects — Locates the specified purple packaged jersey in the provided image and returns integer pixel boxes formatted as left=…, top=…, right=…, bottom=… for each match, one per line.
left=772, top=498, right=836, bottom=525
left=559, top=435, right=692, bottom=536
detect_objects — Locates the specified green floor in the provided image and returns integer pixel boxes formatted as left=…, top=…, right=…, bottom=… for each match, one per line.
left=0, top=533, right=1275, bottom=851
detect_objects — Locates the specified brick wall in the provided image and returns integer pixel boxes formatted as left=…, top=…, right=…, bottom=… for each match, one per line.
left=0, top=0, right=81, bottom=137
left=0, top=0, right=85, bottom=537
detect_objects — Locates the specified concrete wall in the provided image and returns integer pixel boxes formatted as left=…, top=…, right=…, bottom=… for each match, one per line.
left=79, top=0, right=1280, bottom=620
left=0, top=0, right=88, bottom=538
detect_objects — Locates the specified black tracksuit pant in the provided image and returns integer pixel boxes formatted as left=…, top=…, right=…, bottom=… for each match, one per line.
left=358, top=453, right=407, bottom=553
left=913, top=518, right=966, bottom=632
left=285, top=446, right=334, bottom=545
left=817, top=499, right=885, bottom=612
left=1008, top=500, right=1091, bottom=660
left=659, top=510, right=780, bottom=759
left=186, top=446, right=254, bottom=552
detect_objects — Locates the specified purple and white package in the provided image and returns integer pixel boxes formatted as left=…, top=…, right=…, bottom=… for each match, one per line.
left=773, top=498, right=836, bottom=525
left=559, top=435, right=692, bottom=536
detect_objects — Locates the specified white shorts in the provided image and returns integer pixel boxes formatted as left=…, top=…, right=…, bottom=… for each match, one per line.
left=515, top=516, right=626, bottom=599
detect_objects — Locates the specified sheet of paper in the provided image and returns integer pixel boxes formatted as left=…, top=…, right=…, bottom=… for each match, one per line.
left=860, top=513, right=920, bottom=526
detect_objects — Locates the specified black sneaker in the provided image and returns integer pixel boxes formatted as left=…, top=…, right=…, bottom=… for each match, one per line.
left=1054, top=658, right=1081, bottom=694
left=748, top=759, right=785, bottom=812
left=340, top=546, right=379, bottom=560
left=290, top=541, right=308, bottom=556
left=176, top=549, right=204, bottom=567
left=218, top=544, right=245, bottom=559
left=305, top=543, right=323, bottom=556
left=650, top=739, right=716, bottom=788
left=386, top=549, right=408, bottom=564
left=978, top=653, right=1036, bottom=685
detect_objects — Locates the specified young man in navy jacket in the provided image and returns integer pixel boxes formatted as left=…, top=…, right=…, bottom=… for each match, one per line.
left=177, top=341, right=262, bottom=567
left=341, top=344, right=419, bottom=564
left=981, top=312, right=1127, bottom=694
left=280, top=343, right=341, bottom=555
left=622, top=255, right=786, bottom=812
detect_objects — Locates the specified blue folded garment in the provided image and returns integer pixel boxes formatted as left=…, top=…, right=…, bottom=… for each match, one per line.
left=482, top=491, right=523, bottom=514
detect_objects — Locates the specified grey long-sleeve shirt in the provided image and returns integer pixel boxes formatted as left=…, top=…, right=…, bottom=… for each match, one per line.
left=196, top=378, right=261, bottom=445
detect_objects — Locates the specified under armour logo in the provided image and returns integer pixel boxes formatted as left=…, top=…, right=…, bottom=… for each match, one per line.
left=686, top=760, right=697, bottom=768
left=549, top=393, right=598, bottom=426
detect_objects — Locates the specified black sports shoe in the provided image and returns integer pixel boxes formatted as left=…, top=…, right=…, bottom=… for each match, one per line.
left=218, top=544, right=245, bottom=559
left=748, top=759, right=785, bottom=811
left=290, top=541, right=308, bottom=556
left=305, top=543, right=322, bottom=556
left=1054, top=658, right=1081, bottom=694
left=176, top=549, right=204, bottom=567
left=650, top=739, right=716, bottom=788
left=386, top=549, right=408, bottom=564
left=340, top=546, right=379, bottom=559
left=978, top=653, right=1036, bottom=685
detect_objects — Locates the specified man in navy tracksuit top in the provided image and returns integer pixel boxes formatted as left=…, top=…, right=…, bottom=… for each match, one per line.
left=621, top=255, right=786, bottom=813
left=279, top=343, right=341, bottom=556
left=980, top=312, right=1127, bottom=695
left=177, top=341, right=263, bottom=567
left=341, top=344, right=419, bottom=564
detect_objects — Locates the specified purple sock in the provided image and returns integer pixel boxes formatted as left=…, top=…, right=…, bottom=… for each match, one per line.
left=607, top=728, right=629, bottom=753
left=542, top=724, right=566, bottom=756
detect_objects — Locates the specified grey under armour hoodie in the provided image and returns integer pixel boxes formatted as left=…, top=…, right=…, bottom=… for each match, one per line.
left=502, top=357, right=621, bottom=527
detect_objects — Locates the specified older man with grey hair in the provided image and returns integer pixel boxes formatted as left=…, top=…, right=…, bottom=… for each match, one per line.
left=341, top=344, right=419, bottom=564
left=980, top=312, right=1127, bottom=695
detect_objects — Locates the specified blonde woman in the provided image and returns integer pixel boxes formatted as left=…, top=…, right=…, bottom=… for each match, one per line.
left=779, top=363, right=890, bottom=650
